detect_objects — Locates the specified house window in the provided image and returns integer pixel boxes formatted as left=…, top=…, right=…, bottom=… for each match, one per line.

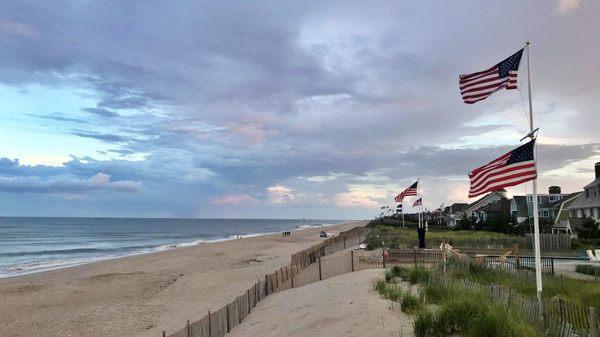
left=527, top=195, right=532, bottom=202
left=586, top=189, right=590, bottom=198
left=542, top=210, right=549, bottom=217
left=549, top=196, right=556, bottom=202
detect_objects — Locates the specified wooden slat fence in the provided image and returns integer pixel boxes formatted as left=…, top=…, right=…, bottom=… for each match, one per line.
left=525, top=233, right=572, bottom=251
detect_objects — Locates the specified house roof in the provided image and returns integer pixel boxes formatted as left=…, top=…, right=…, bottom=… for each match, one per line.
left=480, top=199, right=510, bottom=213
left=567, top=189, right=600, bottom=210
left=443, top=203, right=469, bottom=214
left=584, top=178, right=600, bottom=189
left=458, top=190, right=507, bottom=216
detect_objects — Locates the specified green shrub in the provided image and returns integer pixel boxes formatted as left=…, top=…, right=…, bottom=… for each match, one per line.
left=407, top=265, right=430, bottom=284
left=401, top=292, right=423, bottom=314
left=387, top=285, right=403, bottom=302
left=413, top=310, right=435, bottom=337
left=436, top=293, right=486, bottom=335
left=420, top=283, right=449, bottom=304
left=575, top=264, right=600, bottom=277
left=384, top=270, right=393, bottom=282
left=374, top=279, right=387, bottom=295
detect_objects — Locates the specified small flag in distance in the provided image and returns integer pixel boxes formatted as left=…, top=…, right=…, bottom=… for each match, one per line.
left=395, top=181, right=418, bottom=202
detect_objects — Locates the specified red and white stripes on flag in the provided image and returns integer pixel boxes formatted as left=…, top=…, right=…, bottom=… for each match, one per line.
left=413, top=198, right=422, bottom=207
left=468, top=139, right=537, bottom=198
left=460, top=49, right=523, bottom=104
left=395, top=181, right=418, bottom=202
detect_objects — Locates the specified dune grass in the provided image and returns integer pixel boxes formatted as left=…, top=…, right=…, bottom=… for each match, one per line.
left=377, top=265, right=547, bottom=337
left=450, top=262, right=600, bottom=309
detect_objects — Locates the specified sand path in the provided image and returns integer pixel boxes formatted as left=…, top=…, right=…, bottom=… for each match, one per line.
left=228, top=269, right=414, bottom=337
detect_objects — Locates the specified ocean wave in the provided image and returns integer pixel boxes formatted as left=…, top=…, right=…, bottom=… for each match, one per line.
left=0, top=244, right=159, bottom=257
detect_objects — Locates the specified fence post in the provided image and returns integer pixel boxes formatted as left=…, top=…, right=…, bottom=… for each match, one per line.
left=265, top=274, right=269, bottom=296
left=162, top=331, right=166, bottom=337
left=344, top=237, right=347, bottom=249
left=208, top=310, right=212, bottom=337
left=382, top=248, right=386, bottom=269
left=247, top=288, right=251, bottom=313
left=590, top=307, right=598, bottom=337
left=351, top=250, right=355, bottom=272
left=226, top=306, right=230, bottom=333
left=441, top=239, right=447, bottom=274
left=186, top=320, right=190, bottom=337
left=551, top=258, right=555, bottom=276
left=507, top=286, right=512, bottom=308
left=514, top=243, right=520, bottom=269
left=318, top=258, right=322, bottom=281
left=413, top=249, right=417, bottom=267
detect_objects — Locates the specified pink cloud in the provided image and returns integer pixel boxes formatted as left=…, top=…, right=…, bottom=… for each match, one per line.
left=212, top=193, right=259, bottom=205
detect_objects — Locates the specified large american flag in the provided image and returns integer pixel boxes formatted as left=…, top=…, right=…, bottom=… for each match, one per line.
left=468, top=139, right=537, bottom=198
left=395, top=181, right=418, bottom=202
left=460, top=49, right=523, bottom=104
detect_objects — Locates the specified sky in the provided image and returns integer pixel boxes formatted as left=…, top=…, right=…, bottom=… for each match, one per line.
left=0, top=0, right=599, bottom=219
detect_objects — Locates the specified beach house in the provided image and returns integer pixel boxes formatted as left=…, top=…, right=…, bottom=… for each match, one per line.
left=509, top=186, right=569, bottom=224
left=565, top=162, right=600, bottom=223
left=451, top=190, right=508, bottom=226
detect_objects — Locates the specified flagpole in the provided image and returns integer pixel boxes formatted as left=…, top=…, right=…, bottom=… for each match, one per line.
left=417, top=178, right=421, bottom=228
left=526, top=41, right=543, bottom=312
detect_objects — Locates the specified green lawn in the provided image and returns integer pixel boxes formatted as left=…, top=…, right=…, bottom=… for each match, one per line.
left=367, top=225, right=522, bottom=249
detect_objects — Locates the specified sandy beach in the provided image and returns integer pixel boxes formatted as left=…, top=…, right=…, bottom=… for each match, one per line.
left=0, top=221, right=364, bottom=337
left=228, top=269, right=414, bottom=337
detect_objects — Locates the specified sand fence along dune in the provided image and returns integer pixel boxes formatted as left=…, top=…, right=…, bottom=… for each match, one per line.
left=161, top=225, right=369, bottom=337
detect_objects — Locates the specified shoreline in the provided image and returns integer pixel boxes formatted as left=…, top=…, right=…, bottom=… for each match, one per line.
left=0, top=222, right=343, bottom=280
left=0, top=220, right=365, bottom=337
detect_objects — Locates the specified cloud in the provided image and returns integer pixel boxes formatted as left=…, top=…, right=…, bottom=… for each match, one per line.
left=267, top=185, right=297, bottom=204
left=211, top=193, right=259, bottom=205
left=0, top=1, right=599, bottom=217
left=71, top=131, right=130, bottom=143
left=82, top=107, right=120, bottom=118
left=333, top=185, right=383, bottom=208
left=555, top=0, right=582, bottom=14
left=0, top=172, right=142, bottom=194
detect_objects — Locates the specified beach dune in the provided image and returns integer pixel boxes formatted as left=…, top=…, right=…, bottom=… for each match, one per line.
left=0, top=221, right=364, bottom=337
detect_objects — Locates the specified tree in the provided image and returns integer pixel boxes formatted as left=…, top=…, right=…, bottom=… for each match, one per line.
left=577, top=218, right=600, bottom=240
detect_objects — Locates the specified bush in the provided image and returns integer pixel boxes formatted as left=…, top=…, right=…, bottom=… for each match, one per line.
left=407, top=265, right=430, bottom=284
left=374, top=279, right=387, bottom=295
left=413, top=310, right=435, bottom=337
left=575, top=264, right=600, bottom=277
left=387, top=285, right=403, bottom=302
left=420, top=283, right=449, bottom=304
left=401, top=292, right=423, bottom=314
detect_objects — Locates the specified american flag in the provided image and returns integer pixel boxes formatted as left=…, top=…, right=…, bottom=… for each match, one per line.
left=395, top=181, right=418, bottom=202
left=460, top=49, right=523, bottom=104
left=413, top=198, right=422, bottom=207
left=468, top=139, right=537, bottom=198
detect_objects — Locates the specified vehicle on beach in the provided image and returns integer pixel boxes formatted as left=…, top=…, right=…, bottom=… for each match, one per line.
left=319, top=231, right=337, bottom=238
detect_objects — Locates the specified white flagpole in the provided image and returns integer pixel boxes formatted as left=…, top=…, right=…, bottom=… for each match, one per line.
left=526, top=41, right=543, bottom=311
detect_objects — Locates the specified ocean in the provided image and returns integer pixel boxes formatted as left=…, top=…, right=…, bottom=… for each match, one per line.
left=0, top=217, right=344, bottom=278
